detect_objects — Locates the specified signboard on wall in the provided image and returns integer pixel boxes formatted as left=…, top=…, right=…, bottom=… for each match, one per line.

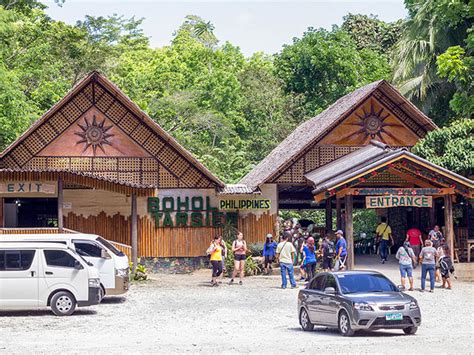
left=366, top=195, right=432, bottom=208
left=218, top=199, right=271, bottom=211
left=0, top=182, right=57, bottom=197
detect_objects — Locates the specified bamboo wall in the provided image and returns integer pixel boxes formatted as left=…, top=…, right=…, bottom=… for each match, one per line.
left=63, top=211, right=276, bottom=257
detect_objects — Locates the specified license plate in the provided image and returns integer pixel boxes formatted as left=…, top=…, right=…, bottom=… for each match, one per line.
left=385, top=313, right=403, bottom=321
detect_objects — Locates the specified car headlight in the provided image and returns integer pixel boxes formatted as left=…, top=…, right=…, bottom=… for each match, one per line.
left=353, top=302, right=374, bottom=311
left=116, top=268, right=129, bottom=277
left=88, top=278, right=100, bottom=288
left=409, top=301, right=419, bottom=310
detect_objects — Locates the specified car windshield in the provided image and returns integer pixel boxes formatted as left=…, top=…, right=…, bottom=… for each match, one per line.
left=96, top=237, right=124, bottom=257
left=336, top=273, right=398, bottom=294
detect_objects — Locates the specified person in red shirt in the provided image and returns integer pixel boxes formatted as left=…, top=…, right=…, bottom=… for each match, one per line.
left=406, top=226, right=423, bottom=263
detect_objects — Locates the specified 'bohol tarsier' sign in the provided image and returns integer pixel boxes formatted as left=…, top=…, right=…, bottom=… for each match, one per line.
left=147, top=196, right=238, bottom=228
left=366, top=195, right=432, bottom=208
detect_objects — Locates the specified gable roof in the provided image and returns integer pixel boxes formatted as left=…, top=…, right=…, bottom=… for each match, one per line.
left=306, top=140, right=473, bottom=197
left=0, top=71, right=224, bottom=188
left=239, top=80, right=437, bottom=190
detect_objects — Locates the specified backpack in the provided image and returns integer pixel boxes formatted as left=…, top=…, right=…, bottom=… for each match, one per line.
left=325, top=241, right=336, bottom=258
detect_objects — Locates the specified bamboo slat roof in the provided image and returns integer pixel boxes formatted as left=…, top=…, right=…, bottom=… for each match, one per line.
left=217, top=184, right=261, bottom=195
left=239, top=80, right=437, bottom=190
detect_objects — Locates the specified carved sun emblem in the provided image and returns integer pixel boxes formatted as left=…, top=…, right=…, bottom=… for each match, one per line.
left=75, top=115, right=114, bottom=155
left=346, top=100, right=402, bottom=143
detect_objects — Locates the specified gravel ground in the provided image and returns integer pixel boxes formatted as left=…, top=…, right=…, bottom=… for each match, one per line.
left=1, top=255, right=473, bottom=354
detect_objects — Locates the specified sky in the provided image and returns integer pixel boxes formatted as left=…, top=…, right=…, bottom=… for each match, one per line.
left=44, top=0, right=408, bottom=56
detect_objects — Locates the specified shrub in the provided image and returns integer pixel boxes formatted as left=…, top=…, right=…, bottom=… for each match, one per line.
left=248, top=242, right=264, bottom=257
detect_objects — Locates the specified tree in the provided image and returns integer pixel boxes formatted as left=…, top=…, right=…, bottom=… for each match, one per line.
left=391, top=0, right=471, bottom=125
left=412, top=118, right=474, bottom=177
left=275, top=27, right=391, bottom=115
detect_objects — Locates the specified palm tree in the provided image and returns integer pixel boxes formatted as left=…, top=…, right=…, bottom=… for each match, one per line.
left=391, top=0, right=469, bottom=116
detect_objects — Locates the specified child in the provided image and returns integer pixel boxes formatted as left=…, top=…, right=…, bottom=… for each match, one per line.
left=262, top=234, right=277, bottom=275
left=439, top=245, right=455, bottom=290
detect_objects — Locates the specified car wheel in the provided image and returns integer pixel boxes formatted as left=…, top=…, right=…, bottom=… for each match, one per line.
left=403, top=326, right=418, bottom=335
left=51, top=291, right=76, bottom=316
left=338, top=310, right=354, bottom=336
left=299, top=308, right=314, bottom=331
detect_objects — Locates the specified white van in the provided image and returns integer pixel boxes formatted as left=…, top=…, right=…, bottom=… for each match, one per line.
left=0, top=234, right=129, bottom=300
left=0, top=242, right=101, bottom=316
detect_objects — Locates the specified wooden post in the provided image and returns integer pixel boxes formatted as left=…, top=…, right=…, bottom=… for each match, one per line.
left=325, top=198, right=333, bottom=233
left=58, top=177, right=63, bottom=233
left=429, top=203, right=436, bottom=228
left=444, top=195, right=454, bottom=260
left=344, top=195, right=354, bottom=270
left=336, top=197, right=342, bottom=230
left=131, top=193, right=138, bottom=273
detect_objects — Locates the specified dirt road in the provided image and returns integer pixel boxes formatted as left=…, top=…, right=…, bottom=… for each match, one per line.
left=1, top=256, right=473, bottom=354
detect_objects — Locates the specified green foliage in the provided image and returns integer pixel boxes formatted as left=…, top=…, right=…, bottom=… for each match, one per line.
left=353, top=209, right=378, bottom=236
left=413, top=119, right=474, bottom=177
left=129, top=262, right=148, bottom=281
left=248, top=242, right=264, bottom=257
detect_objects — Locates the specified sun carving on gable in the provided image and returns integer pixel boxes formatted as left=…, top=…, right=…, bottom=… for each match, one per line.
left=345, top=100, right=403, bottom=144
left=74, top=115, right=114, bottom=155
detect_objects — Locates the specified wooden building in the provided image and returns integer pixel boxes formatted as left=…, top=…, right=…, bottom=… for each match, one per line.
left=0, top=73, right=472, bottom=270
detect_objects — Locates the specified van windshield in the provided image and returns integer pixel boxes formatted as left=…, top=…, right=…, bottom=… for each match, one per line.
left=96, top=237, right=125, bottom=257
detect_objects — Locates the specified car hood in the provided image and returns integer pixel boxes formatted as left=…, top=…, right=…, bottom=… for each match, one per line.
left=343, top=292, right=415, bottom=304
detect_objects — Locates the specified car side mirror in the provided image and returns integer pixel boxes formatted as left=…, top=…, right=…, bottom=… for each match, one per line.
left=101, top=249, right=111, bottom=259
left=324, top=287, right=336, bottom=295
left=74, top=260, right=84, bottom=270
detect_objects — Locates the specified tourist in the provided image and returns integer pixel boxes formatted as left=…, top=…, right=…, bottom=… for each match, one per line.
left=419, top=239, right=438, bottom=293
left=428, top=225, right=443, bottom=249
left=301, top=236, right=317, bottom=281
left=229, top=231, right=247, bottom=285
left=207, top=236, right=223, bottom=287
left=439, top=244, right=454, bottom=290
left=334, top=230, right=347, bottom=271
left=321, top=234, right=336, bottom=271
left=276, top=231, right=297, bottom=289
left=263, top=233, right=277, bottom=275
left=406, top=225, right=423, bottom=262
left=396, top=241, right=416, bottom=291
left=376, top=217, right=393, bottom=264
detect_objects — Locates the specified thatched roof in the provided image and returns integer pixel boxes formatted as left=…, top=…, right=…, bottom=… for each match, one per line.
left=218, top=184, right=261, bottom=195
left=239, top=80, right=437, bottom=190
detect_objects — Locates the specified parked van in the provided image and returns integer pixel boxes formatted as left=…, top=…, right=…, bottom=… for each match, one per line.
left=0, top=234, right=129, bottom=300
left=0, top=242, right=101, bottom=316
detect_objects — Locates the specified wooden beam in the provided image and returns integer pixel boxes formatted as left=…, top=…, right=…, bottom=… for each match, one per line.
left=389, top=167, right=446, bottom=188
left=131, top=193, right=138, bottom=273
left=344, top=194, right=354, bottom=270
left=58, top=177, right=63, bottom=232
left=429, top=204, right=436, bottom=227
left=444, top=195, right=454, bottom=260
left=336, top=197, right=342, bottom=230
left=345, top=187, right=455, bottom=196
left=325, top=198, right=333, bottom=233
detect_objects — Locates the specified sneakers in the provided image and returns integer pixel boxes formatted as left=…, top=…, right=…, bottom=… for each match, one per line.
left=239, top=281, right=243, bottom=286
left=228, top=279, right=234, bottom=285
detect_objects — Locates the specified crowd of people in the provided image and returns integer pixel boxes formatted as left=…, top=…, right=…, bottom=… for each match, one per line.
left=206, top=218, right=455, bottom=292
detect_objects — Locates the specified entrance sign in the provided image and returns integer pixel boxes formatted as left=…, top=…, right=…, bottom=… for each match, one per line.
left=366, top=195, right=432, bottom=208
left=0, top=182, right=57, bottom=197
left=219, top=199, right=271, bottom=211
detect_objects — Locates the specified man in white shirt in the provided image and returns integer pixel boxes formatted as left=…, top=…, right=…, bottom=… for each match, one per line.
left=276, top=231, right=297, bottom=289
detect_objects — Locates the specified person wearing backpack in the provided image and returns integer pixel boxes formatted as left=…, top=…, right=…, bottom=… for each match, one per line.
left=321, top=234, right=336, bottom=271
left=439, top=244, right=454, bottom=290
left=276, top=231, right=297, bottom=289
left=396, top=241, right=417, bottom=291
left=376, top=217, right=394, bottom=264
left=419, top=239, right=438, bottom=293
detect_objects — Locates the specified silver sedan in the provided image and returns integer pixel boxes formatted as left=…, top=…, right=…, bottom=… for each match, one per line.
left=298, top=271, right=421, bottom=336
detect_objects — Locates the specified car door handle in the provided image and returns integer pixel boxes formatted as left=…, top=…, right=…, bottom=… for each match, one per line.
left=45, top=271, right=53, bottom=275
left=30, top=271, right=36, bottom=277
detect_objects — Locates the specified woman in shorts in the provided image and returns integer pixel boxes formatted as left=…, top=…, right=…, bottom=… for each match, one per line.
left=229, top=231, right=247, bottom=285
left=395, top=241, right=416, bottom=291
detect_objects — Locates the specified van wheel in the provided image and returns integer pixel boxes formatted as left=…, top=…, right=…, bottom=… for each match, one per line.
left=403, top=326, right=418, bottom=335
left=98, top=285, right=105, bottom=303
left=299, top=308, right=314, bottom=331
left=51, top=291, right=76, bottom=316
left=338, top=310, right=354, bottom=336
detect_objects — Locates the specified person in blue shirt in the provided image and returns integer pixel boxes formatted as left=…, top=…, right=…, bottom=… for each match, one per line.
left=301, top=237, right=317, bottom=281
left=335, top=230, right=348, bottom=271
left=263, top=234, right=278, bottom=275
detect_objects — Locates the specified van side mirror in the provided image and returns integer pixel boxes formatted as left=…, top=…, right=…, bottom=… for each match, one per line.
left=324, top=287, right=336, bottom=295
left=74, top=260, right=83, bottom=270
left=101, top=249, right=111, bottom=259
